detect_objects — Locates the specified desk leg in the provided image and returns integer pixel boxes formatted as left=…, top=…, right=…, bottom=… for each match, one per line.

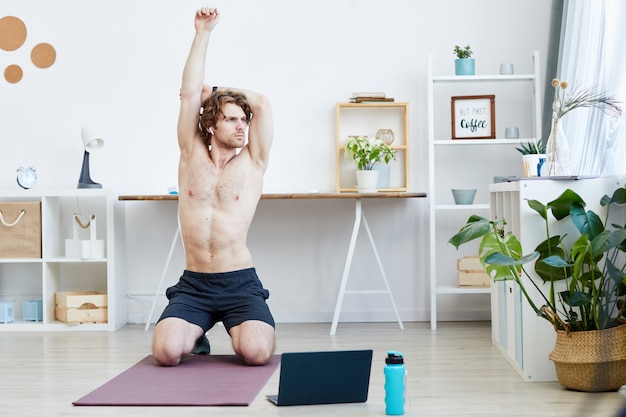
left=330, top=199, right=403, bottom=335
left=144, top=226, right=180, bottom=331
left=361, top=211, right=404, bottom=331
left=330, top=200, right=362, bottom=335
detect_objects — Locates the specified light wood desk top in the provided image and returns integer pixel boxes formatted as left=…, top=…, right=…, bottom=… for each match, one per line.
left=118, top=192, right=427, bottom=201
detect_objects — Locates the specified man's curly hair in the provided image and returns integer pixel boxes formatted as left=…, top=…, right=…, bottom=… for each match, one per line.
left=198, top=90, right=252, bottom=147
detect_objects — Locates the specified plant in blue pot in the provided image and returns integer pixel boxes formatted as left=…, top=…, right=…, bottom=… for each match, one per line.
left=454, top=45, right=474, bottom=75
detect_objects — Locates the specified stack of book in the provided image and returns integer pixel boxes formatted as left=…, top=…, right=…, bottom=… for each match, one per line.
left=349, top=92, right=395, bottom=103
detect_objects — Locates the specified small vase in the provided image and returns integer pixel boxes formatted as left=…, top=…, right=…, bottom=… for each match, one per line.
left=541, top=118, right=572, bottom=177
left=373, top=164, right=390, bottom=188
left=375, top=129, right=395, bottom=145
left=355, top=170, right=379, bottom=193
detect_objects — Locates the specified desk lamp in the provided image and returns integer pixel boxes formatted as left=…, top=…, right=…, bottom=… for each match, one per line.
left=77, top=126, right=104, bottom=189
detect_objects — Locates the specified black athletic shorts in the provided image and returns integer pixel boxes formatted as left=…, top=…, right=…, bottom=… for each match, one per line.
left=157, top=268, right=275, bottom=332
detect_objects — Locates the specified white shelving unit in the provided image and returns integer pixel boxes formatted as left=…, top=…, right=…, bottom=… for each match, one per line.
left=0, top=189, right=125, bottom=331
left=427, top=52, right=542, bottom=329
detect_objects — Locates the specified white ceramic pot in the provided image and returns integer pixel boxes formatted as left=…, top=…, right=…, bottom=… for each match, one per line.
left=522, top=154, right=546, bottom=177
left=356, top=170, right=379, bottom=193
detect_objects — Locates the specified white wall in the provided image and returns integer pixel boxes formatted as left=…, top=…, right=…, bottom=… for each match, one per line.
left=0, top=0, right=554, bottom=324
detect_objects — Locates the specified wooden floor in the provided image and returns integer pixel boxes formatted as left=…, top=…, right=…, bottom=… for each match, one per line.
left=1, top=321, right=625, bottom=416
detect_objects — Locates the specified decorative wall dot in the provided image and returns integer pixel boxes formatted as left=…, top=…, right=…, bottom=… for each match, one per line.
left=0, top=15, right=56, bottom=83
left=31, top=43, right=56, bottom=68
left=4, top=64, right=23, bottom=83
left=0, top=16, right=27, bottom=51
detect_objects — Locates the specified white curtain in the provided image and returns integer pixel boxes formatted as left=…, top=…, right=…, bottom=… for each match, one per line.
left=557, top=0, right=626, bottom=176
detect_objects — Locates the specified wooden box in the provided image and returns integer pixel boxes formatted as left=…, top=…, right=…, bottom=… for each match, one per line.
left=457, top=256, right=485, bottom=271
left=457, top=256, right=491, bottom=287
left=458, top=271, right=491, bottom=287
left=0, top=201, right=41, bottom=258
left=55, top=291, right=108, bottom=324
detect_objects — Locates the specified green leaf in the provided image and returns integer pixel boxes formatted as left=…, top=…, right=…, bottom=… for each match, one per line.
left=485, top=251, right=539, bottom=266
left=534, top=246, right=569, bottom=282
left=600, top=187, right=626, bottom=207
left=560, top=290, right=592, bottom=307
left=606, top=258, right=626, bottom=287
left=570, top=205, right=603, bottom=240
left=541, top=254, right=571, bottom=268
left=448, top=216, right=491, bottom=249
left=547, top=189, right=585, bottom=220
left=527, top=199, right=548, bottom=220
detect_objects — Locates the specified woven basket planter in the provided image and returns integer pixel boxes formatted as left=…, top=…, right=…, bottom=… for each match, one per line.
left=549, top=324, right=626, bottom=392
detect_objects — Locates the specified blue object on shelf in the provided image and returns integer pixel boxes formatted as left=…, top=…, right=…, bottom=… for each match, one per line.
left=23, top=300, right=43, bottom=321
left=0, top=302, right=14, bottom=324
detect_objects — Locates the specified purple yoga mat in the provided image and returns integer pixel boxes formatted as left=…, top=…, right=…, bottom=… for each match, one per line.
left=74, top=354, right=280, bottom=406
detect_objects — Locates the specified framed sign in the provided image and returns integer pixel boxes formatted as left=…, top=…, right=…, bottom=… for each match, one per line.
left=451, top=95, right=495, bottom=139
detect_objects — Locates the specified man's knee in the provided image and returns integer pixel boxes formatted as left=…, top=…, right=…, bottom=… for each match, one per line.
left=152, top=317, right=202, bottom=367
left=239, top=341, right=275, bottom=366
left=153, top=344, right=183, bottom=367
left=230, top=321, right=275, bottom=365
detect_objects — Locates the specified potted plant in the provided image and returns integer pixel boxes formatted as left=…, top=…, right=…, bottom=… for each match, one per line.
left=453, top=45, right=474, bottom=75
left=516, top=139, right=546, bottom=177
left=448, top=187, right=626, bottom=391
left=344, top=135, right=396, bottom=192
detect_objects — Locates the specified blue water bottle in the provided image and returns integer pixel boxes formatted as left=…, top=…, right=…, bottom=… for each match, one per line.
left=384, top=351, right=406, bottom=415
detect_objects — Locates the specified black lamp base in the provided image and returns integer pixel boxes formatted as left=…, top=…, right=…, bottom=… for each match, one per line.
left=77, top=150, right=102, bottom=189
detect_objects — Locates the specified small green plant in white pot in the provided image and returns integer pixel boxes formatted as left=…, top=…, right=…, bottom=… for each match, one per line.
left=516, top=140, right=547, bottom=177
left=344, top=135, right=395, bottom=192
left=454, top=45, right=474, bottom=75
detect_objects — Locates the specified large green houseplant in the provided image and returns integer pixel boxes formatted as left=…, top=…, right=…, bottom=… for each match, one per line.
left=449, top=186, right=626, bottom=391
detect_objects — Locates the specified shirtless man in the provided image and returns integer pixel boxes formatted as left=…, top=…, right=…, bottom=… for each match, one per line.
left=152, top=6, right=275, bottom=367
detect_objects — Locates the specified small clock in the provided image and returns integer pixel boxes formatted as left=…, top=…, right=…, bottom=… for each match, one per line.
left=16, top=166, right=37, bottom=189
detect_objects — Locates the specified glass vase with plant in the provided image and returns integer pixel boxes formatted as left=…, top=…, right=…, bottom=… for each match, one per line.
left=542, top=78, right=621, bottom=176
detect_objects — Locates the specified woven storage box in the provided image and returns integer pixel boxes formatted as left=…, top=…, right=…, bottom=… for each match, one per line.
left=23, top=300, right=43, bottom=321
left=0, top=301, right=14, bottom=323
left=0, top=202, right=41, bottom=258
left=549, top=324, right=626, bottom=392
left=55, top=291, right=108, bottom=324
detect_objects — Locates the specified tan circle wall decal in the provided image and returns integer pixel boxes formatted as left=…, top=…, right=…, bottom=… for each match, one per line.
left=0, top=15, right=57, bottom=83
left=4, top=64, right=23, bottom=83
left=0, top=16, right=27, bottom=51
left=31, top=43, right=56, bottom=68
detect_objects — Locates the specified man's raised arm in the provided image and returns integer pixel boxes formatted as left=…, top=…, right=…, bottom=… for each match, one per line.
left=222, top=86, right=274, bottom=170
left=177, top=7, right=220, bottom=151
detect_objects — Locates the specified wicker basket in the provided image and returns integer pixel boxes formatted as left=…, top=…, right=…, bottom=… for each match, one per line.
left=549, top=324, right=626, bottom=392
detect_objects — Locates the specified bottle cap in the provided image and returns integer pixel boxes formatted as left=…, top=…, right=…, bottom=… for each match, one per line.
left=386, top=351, right=404, bottom=364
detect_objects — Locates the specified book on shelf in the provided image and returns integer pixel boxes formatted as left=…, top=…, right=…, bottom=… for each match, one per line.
left=349, top=97, right=395, bottom=103
left=351, top=92, right=386, bottom=99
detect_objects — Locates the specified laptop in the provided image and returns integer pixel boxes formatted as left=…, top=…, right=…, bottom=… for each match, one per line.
left=266, top=349, right=373, bottom=406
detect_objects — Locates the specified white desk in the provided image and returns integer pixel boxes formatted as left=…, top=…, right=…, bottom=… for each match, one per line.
left=119, top=192, right=426, bottom=334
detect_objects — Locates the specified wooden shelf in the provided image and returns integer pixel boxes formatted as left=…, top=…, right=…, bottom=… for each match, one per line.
left=335, top=102, right=410, bottom=192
